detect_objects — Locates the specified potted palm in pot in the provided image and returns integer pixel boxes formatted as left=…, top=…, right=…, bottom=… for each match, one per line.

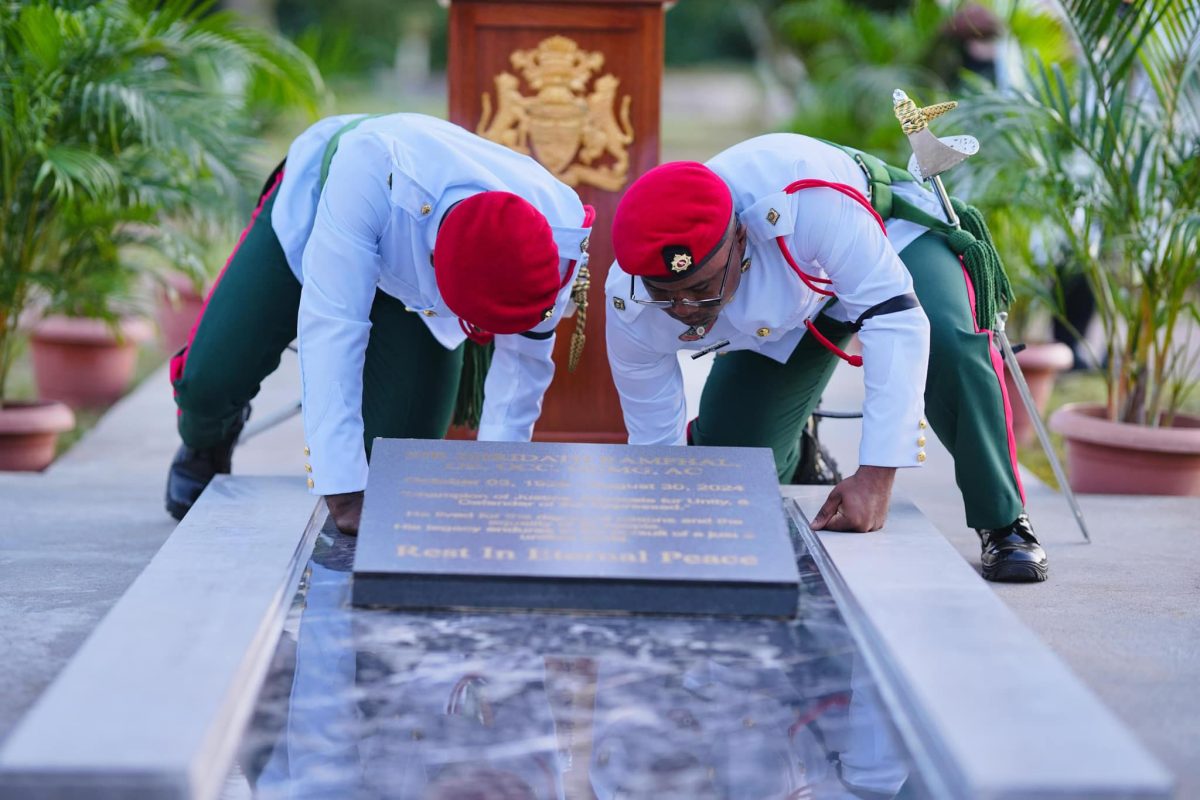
left=965, top=0, right=1200, bottom=495
left=28, top=210, right=154, bottom=409
left=0, top=0, right=323, bottom=469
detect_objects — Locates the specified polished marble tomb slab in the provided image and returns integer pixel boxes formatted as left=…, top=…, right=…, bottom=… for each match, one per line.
left=0, top=478, right=1175, bottom=800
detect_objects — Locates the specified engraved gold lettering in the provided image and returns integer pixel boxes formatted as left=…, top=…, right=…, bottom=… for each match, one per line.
left=396, top=545, right=472, bottom=559
left=526, top=548, right=649, bottom=563
left=482, top=546, right=517, bottom=560
left=660, top=551, right=758, bottom=567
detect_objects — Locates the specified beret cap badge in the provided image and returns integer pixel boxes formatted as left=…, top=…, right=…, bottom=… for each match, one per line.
left=666, top=250, right=693, bottom=273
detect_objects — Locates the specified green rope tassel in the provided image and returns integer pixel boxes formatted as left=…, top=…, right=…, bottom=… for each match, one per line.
left=452, top=340, right=494, bottom=429
left=946, top=199, right=1013, bottom=331
left=827, top=142, right=1013, bottom=331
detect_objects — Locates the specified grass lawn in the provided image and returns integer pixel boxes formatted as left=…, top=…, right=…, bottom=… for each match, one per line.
left=1018, top=371, right=1103, bottom=489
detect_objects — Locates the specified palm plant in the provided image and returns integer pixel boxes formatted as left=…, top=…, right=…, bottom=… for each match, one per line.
left=0, top=0, right=324, bottom=402
left=962, top=0, right=1200, bottom=426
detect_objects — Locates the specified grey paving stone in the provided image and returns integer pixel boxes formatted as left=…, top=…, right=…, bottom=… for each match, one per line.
left=0, top=357, right=306, bottom=745
left=786, top=487, right=1174, bottom=799
left=0, top=476, right=319, bottom=800
left=805, top=359, right=1200, bottom=798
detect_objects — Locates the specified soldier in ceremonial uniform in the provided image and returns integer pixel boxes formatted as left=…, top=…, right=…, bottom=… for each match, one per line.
left=606, top=134, right=1048, bottom=582
left=166, top=114, right=594, bottom=535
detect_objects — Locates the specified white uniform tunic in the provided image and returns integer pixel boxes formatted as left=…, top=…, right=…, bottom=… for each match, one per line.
left=271, top=114, right=590, bottom=495
left=606, top=134, right=934, bottom=468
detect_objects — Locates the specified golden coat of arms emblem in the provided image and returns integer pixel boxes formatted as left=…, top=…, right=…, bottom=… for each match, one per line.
left=478, top=36, right=634, bottom=192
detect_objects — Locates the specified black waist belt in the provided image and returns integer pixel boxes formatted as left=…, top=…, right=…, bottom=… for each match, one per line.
left=852, top=292, right=921, bottom=331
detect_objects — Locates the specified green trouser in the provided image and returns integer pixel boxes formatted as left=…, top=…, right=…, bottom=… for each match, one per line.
left=170, top=170, right=463, bottom=456
left=691, top=230, right=1025, bottom=530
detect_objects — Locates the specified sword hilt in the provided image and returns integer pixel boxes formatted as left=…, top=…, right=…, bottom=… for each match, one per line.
left=892, top=88, right=979, bottom=184
left=893, top=90, right=958, bottom=134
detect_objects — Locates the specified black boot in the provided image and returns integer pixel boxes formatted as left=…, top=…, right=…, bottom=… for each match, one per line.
left=975, top=513, right=1048, bottom=583
left=165, top=405, right=250, bottom=521
left=791, top=420, right=843, bottom=485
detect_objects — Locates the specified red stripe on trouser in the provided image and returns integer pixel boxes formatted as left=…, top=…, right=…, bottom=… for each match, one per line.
left=959, top=258, right=1026, bottom=505
left=169, top=170, right=286, bottom=402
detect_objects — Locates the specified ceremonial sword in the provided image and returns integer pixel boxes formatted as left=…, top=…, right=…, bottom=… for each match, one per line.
left=892, top=89, right=1091, bottom=543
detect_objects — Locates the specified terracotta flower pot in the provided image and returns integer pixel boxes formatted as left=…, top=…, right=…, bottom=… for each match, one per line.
left=1004, top=342, right=1074, bottom=446
left=30, top=316, right=154, bottom=409
left=1049, top=402, right=1200, bottom=495
left=156, top=272, right=207, bottom=354
left=0, top=400, right=76, bottom=471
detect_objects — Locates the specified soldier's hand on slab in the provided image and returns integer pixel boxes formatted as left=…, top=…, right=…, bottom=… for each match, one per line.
left=326, top=491, right=364, bottom=536
left=811, top=465, right=896, bottom=532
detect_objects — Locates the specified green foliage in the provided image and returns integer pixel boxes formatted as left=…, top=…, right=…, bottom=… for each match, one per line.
left=275, top=0, right=448, bottom=76
left=998, top=0, right=1074, bottom=66
left=665, top=0, right=755, bottom=66
left=0, top=0, right=325, bottom=400
left=961, top=0, right=1200, bottom=426
left=771, top=0, right=1072, bottom=160
left=774, top=0, right=958, bottom=161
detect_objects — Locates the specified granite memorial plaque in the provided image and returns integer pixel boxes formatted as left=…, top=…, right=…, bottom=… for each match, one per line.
left=352, top=440, right=800, bottom=616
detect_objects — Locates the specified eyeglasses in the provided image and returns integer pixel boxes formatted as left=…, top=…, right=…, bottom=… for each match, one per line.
left=629, top=227, right=740, bottom=309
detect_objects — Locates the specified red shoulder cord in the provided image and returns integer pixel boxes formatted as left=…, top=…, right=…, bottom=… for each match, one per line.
left=457, top=205, right=597, bottom=345
left=776, top=179, right=887, bottom=368
left=459, top=317, right=493, bottom=344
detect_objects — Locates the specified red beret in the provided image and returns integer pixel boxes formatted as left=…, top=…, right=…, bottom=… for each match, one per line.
left=434, top=192, right=561, bottom=334
left=612, top=162, right=733, bottom=282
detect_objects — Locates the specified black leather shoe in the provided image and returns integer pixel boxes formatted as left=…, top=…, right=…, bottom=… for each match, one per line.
left=165, top=406, right=250, bottom=520
left=790, top=423, right=843, bottom=485
left=975, top=514, right=1048, bottom=582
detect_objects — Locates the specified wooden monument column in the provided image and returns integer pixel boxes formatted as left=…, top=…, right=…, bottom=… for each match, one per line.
left=448, top=0, right=669, bottom=443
